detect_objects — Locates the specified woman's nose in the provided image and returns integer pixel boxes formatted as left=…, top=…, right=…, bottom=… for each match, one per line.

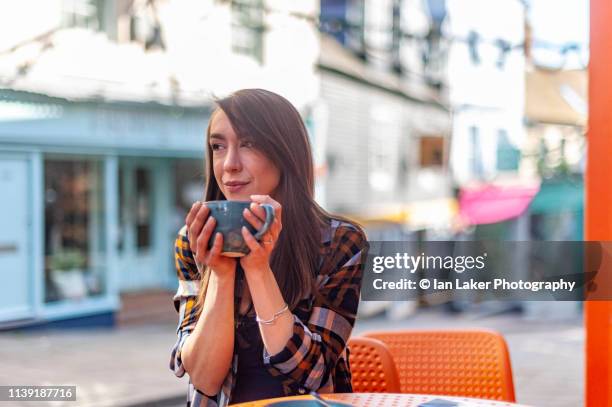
left=223, top=146, right=242, bottom=172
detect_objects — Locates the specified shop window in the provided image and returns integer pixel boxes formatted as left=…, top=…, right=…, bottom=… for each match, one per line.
left=469, top=126, right=484, bottom=178
left=320, top=0, right=366, bottom=59
left=118, top=164, right=153, bottom=253
left=231, top=0, right=264, bottom=63
left=127, top=0, right=166, bottom=50
left=496, top=129, right=521, bottom=171
left=368, top=108, right=400, bottom=191
left=419, top=135, right=445, bottom=167
left=135, top=167, right=152, bottom=250
left=62, top=0, right=104, bottom=30
left=368, top=132, right=396, bottom=191
left=44, top=158, right=106, bottom=303
left=173, top=159, right=204, bottom=233
left=118, top=169, right=125, bottom=252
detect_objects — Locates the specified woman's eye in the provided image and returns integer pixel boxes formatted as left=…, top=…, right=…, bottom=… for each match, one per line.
left=210, top=143, right=225, bottom=151
left=241, top=140, right=255, bottom=148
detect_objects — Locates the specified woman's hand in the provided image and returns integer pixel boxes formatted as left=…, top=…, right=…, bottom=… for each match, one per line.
left=240, top=195, right=283, bottom=274
left=185, top=202, right=236, bottom=277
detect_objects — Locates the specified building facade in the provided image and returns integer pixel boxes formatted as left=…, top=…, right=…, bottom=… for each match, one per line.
left=0, top=0, right=320, bottom=328
left=318, top=0, right=454, bottom=241
left=0, top=89, right=207, bottom=327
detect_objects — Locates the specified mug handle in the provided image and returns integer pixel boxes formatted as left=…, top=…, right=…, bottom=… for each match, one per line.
left=253, top=204, right=275, bottom=240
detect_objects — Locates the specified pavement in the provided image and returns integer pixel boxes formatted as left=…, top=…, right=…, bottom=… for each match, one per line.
left=0, top=303, right=583, bottom=407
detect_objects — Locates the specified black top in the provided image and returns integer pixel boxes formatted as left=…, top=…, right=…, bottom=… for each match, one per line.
left=229, top=272, right=286, bottom=404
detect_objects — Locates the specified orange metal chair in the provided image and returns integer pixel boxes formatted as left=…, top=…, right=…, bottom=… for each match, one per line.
left=347, top=337, right=401, bottom=393
left=363, top=330, right=516, bottom=402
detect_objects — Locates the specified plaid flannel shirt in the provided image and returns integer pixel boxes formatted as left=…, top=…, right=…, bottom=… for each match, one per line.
left=169, top=218, right=369, bottom=407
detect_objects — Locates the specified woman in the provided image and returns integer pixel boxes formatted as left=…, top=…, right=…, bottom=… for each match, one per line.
left=169, top=89, right=369, bottom=407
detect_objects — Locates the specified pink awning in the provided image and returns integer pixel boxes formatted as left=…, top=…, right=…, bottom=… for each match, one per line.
left=458, top=183, right=541, bottom=225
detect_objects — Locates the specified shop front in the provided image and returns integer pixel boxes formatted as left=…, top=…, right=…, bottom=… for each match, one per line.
left=0, top=89, right=208, bottom=328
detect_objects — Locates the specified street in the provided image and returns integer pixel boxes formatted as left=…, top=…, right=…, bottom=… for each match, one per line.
left=0, top=306, right=582, bottom=407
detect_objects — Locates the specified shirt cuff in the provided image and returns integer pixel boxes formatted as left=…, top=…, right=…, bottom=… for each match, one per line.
left=172, top=280, right=200, bottom=312
left=263, top=314, right=318, bottom=373
left=170, top=330, right=191, bottom=377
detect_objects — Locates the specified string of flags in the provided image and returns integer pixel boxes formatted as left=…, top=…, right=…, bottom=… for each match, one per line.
left=226, top=0, right=588, bottom=70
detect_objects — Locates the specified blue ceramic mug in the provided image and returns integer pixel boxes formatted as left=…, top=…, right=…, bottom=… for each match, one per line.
left=204, top=200, right=275, bottom=257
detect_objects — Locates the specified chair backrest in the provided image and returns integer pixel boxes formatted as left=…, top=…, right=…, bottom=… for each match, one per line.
left=363, top=330, right=515, bottom=402
left=347, top=337, right=401, bottom=393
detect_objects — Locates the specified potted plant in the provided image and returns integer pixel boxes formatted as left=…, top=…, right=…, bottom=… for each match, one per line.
left=49, top=249, right=88, bottom=300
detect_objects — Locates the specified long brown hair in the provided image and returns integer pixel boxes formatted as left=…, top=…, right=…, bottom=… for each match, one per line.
left=194, top=89, right=340, bottom=318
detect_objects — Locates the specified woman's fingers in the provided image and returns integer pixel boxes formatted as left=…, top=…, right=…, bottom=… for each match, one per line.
left=249, top=202, right=266, bottom=221
left=207, top=233, right=238, bottom=270
left=185, top=201, right=202, bottom=227
left=244, top=207, right=264, bottom=229
left=204, top=232, right=241, bottom=274
left=270, top=217, right=282, bottom=241
left=250, top=195, right=282, bottom=220
left=188, top=204, right=210, bottom=242
left=241, top=226, right=263, bottom=253
left=194, top=216, right=216, bottom=263
left=250, top=195, right=283, bottom=234
left=208, top=232, right=223, bottom=259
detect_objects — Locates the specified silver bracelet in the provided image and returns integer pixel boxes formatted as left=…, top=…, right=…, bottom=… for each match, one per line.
left=256, top=303, right=289, bottom=325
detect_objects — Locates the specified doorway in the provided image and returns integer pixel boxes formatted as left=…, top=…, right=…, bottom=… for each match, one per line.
left=0, top=156, right=33, bottom=321
left=117, top=159, right=163, bottom=292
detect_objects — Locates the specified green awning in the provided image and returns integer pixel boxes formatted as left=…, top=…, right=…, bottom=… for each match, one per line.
left=529, top=178, right=584, bottom=214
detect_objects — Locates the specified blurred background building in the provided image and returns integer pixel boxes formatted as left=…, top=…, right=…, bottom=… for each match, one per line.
left=0, top=0, right=321, bottom=328
left=318, top=0, right=453, bottom=240
left=0, top=0, right=587, bottom=329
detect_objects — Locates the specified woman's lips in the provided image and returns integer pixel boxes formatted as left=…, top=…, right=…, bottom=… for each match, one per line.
left=224, top=182, right=249, bottom=193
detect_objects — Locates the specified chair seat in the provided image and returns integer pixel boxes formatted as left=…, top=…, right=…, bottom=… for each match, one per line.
left=363, top=329, right=516, bottom=402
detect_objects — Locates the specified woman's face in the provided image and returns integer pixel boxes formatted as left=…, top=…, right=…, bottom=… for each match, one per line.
left=209, top=109, right=281, bottom=201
